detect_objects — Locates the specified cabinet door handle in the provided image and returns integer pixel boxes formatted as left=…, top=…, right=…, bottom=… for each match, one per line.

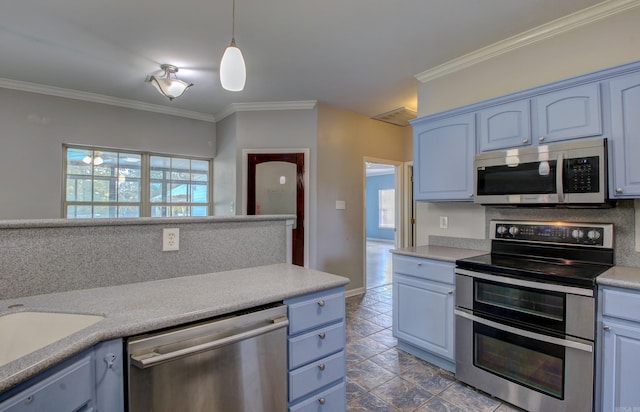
left=318, top=363, right=326, bottom=371
left=318, top=332, right=326, bottom=339
left=469, top=193, right=474, bottom=198
left=317, top=300, right=325, bottom=307
left=616, top=188, right=623, bottom=194
left=603, top=325, right=611, bottom=331
left=417, top=262, right=423, bottom=266
left=522, top=138, right=529, bottom=144
left=448, top=290, right=454, bottom=295
left=539, top=136, right=545, bottom=142
left=318, top=397, right=326, bottom=405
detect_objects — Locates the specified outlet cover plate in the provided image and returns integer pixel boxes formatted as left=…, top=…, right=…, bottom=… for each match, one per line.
left=163, top=228, right=180, bottom=251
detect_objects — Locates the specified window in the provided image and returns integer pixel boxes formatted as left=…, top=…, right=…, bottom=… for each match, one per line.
left=378, top=188, right=395, bottom=229
left=63, top=145, right=211, bottom=218
left=149, top=156, right=209, bottom=217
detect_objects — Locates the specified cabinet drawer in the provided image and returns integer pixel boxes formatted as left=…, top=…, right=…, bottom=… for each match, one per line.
left=287, top=289, right=345, bottom=335
left=393, top=255, right=454, bottom=284
left=289, top=381, right=346, bottom=412
left=602, top=287, right=640, bottom=322
left=289, top=351, right=345, bottom=402
left=0, top=354, right=93, bottom=412
left=289, top=321, right=345, bottom=369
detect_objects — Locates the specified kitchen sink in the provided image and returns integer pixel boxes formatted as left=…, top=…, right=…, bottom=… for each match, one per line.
left=0, top=311, right=104, bottom=367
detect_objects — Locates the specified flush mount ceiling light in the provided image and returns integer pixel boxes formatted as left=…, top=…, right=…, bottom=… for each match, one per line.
left=220, top=0, right=246, bottom=91
left=147, top=64, right=194, bottom=101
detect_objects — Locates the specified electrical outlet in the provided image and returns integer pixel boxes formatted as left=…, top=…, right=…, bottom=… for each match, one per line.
left=163, top=228, right=180, bottom=251
left=439, top=216, right=449, bottom=229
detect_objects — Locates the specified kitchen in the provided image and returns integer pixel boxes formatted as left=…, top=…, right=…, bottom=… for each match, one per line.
left=2, top=1, right=640, bottom=411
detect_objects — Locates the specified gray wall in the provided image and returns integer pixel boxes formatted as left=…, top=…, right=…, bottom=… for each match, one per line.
left=0, top=88, right=216, bottom=220
left=0, top=217, right=288, bottom=300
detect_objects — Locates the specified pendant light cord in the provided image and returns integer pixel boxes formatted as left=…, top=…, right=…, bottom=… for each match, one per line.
left=231, top=0, right=237, bottom=46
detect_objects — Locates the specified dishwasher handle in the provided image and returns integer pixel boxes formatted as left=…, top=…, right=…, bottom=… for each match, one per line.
left=130, top=316, right=289, bottom=369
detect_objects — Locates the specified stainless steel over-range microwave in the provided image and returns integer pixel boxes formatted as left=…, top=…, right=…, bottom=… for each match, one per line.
left=474, top=137, right=609, bottom=206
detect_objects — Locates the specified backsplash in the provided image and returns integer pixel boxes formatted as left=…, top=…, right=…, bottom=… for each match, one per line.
left=430, top=200, right=640, bottom=268
left=0, top=217, right=289, bottom=300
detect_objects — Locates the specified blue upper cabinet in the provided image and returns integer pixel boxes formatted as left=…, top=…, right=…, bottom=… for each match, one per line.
left=534, top=83, right=602, bottom=144
left=608, top=71, right=640, bottom=198
left=478, top=100, right=531, bottom=152
left=413, top=113, right=475, bottom=201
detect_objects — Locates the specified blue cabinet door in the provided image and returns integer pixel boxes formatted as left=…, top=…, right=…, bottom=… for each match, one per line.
left=609, top=72, right=640, bottom=198
left=534, top=83, right=602, bottom=144
left=413, top=113, right=475, bottom=201
left=392, top=273, right=455, bottom=361
left=478, top=100, right=531, bottom=152
left=601, top=319, right=640, bottom=411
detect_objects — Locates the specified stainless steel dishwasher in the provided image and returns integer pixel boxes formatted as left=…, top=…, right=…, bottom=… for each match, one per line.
left=126, top=303, right=288, bottom=411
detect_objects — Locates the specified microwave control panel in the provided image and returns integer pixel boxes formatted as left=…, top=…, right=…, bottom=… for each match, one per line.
left=564, top=156, right=599, bottom=193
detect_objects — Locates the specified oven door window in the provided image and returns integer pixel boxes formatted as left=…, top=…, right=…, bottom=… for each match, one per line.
left=474, top=279, right=565, bottom=334
left=474, top=322, right=565, bottom=399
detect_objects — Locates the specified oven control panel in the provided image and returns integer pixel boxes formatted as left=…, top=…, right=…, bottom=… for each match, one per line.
left=491, top=220, right=613, bottom=248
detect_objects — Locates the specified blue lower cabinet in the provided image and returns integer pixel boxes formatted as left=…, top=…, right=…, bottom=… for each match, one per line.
left=0, top=339, right=123, bottom=412
left=599, top=286, right=640, bottom=411
left=285, top=287, right=346, bottom=412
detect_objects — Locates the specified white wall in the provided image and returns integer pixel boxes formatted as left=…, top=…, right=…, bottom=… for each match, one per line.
left=415, top=6, right=640, bottom=243
left=0, top=88, right=216, bottom=219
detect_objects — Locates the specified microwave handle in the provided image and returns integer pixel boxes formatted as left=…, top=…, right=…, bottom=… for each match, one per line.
left=556, top=153, right=564, bottom=203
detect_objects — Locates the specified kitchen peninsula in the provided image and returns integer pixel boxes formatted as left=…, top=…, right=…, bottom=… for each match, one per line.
left=0, top=216, right=349, bottom=411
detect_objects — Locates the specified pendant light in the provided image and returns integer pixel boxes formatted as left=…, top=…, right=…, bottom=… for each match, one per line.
left=147, top=64, right=193, bottom=101
left=220, top=0, right=246, bottom=91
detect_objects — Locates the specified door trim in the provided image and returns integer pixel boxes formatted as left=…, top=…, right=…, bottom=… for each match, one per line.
left=242, top=149, right=310, bottom=268
left=363, top=157, right=404, bottom=289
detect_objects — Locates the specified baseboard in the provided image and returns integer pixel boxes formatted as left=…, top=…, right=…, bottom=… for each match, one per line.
left=345, top=287, right=366, bottom=298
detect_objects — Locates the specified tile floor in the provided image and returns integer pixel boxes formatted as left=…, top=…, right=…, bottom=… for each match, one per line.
left=345, top=285, right=524, bottom=412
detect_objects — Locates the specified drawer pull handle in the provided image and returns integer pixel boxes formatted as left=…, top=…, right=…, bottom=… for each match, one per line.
left=317, top=300, right=325, bottom=307
left=318, top=363, right=326, bottom=371
left=603, top=325, right=611, bottom=331
left=318, top=397, right=326, bottom=405
left=417, top=263, right=422, bottom=266
left=318, top=332, right=326, bottom=339
left=25, top=396, right=34, bottom=404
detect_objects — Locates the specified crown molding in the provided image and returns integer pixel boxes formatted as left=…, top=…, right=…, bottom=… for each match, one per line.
left=0, top=78, right=218, bottom=122
left=415, top=0, right=640, bottom=83
left=214, top=100, right=318, bottom=122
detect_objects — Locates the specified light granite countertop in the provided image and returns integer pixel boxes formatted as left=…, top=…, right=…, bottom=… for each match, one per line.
left=0, top=263, right=349, bottom=393
left=598, top=266, right=640, bottom=290
left=390, top=245, right=485, bottom=262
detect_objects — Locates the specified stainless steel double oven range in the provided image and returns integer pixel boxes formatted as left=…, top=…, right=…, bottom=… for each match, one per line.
left=455, top=220, right=613, bottom=412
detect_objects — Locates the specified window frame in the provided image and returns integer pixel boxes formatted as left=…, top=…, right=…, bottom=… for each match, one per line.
left=62, top=144, right=213, bottom=218
left=378, top=188, right=395, bottom=229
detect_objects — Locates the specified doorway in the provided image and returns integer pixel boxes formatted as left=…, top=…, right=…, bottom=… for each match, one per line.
left=247, top=152, right=305, bottom=266
left=364, top=159, right=402, bottom=289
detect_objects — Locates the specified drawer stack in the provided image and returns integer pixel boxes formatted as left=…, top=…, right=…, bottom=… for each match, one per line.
left=285, top=287, right=346, bottom=412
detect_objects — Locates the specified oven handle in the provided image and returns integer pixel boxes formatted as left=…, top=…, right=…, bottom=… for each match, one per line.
left=130, top=316, right=289, bottom=369
left=455, top=268, right=593, bottom=297
left=454, top=308, right=593, bottom=353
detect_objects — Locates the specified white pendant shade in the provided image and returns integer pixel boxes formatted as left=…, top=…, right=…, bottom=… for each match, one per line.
left=220, top=44, right=246, bottom=91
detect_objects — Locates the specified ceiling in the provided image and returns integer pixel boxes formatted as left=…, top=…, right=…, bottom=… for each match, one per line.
left=0, top=0, right=606, bottom=121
